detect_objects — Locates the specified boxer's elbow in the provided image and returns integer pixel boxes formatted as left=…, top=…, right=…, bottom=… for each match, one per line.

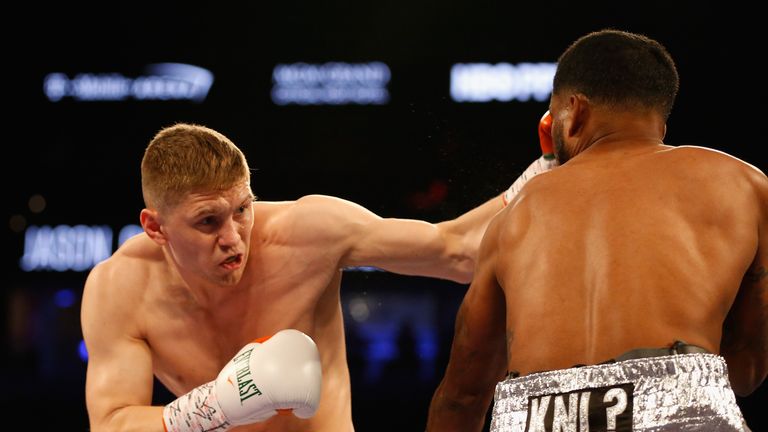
left=444, top=252, right=475, bottom=283
left=442, top=236, right=476, bottom=284
left=449, top=266, right=474, bottom=285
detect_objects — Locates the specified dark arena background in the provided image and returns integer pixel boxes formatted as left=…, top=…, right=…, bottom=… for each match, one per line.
left=3, top=2, right=764, bottom=430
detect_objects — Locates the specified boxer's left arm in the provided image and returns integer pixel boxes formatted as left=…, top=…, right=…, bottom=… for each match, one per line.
left=426, top=215, right=508, bottom=431
left=330, top=191, right=517, bottom=283
left=296, top=194, right=477, bottom=283
left=335, top=183, right=532, bottom=283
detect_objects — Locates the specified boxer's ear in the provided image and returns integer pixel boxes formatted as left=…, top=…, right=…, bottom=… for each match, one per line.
left=140, top=208, right=167, bottom=245
left=566, top=93, right=590, bottom=138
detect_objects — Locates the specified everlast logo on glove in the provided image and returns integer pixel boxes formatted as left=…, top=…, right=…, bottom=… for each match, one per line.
left=524, top=383, right=634, bottom=432
left=232, top=347, right=263, bottom=403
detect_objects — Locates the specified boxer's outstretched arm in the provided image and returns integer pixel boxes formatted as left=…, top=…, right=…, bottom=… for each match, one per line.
left=329, top=185, right=528, bottom=283
left=81, top=262, right=165, bottom=432
left=296, top=194, right=478, bottom=283
left=426, top=216, right=508, bottom=431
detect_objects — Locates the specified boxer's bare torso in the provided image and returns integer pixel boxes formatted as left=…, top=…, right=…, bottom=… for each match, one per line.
left=494, top=143, right=768, bottom=377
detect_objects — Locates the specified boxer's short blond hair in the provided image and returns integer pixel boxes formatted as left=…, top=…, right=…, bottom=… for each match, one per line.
left=141, top=123, right=251, bottom=211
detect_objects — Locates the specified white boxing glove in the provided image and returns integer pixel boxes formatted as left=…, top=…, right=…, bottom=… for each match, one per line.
left=162, top=329, right=322, bottom=432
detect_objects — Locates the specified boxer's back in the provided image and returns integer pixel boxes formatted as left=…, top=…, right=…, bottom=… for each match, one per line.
left=498, top=143, right=764, bottom=375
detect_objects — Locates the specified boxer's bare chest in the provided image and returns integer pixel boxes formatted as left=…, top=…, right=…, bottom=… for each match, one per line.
left=146, top=244, right=341, bottom=396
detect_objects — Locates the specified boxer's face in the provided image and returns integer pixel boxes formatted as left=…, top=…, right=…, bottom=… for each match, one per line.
left=160, top=181, right=255, bottom=287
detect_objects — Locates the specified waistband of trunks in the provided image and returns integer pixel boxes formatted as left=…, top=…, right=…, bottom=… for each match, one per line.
left=507, top=340, right=710, bottom=378
left=610, top=340, right=710, bottom=362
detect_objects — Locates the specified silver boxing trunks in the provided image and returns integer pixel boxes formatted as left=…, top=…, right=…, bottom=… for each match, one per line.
left=490, top=353, right=750, bottom=431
